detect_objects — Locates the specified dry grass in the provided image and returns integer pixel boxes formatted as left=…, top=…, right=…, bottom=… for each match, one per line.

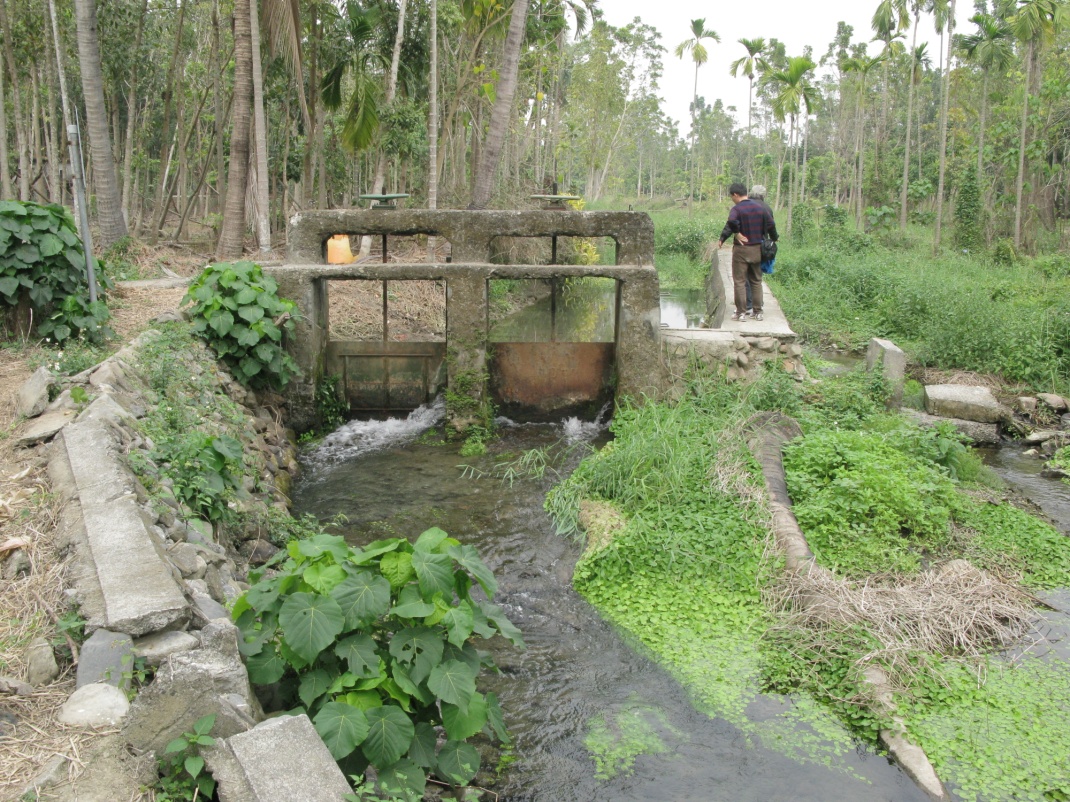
left=765, top=560, right=1036, bottom=691
left=110, top=285, right=189, bottom=342
left=329, top=279, right=446, bottom=341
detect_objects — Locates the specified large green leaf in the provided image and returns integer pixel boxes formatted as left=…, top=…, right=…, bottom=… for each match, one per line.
left=376, top=759, right=426, bottom=797
left=38, top=232, right=63, bottom=257
left=442, top=693, right=488, bottom=741
left=379, top=551, right=415, bottom=589
left=447, top=544, right=498, bottom=597
left=390, top=663, right=434, bottom=706
left=313, top=702, right=370, bottom=760
left=350, top=538, right=405, bottom=565
left=389, top=626, right=443, bottom=684
left=407, top=721, right=438, bottom=769
left=332, top=569, right=391, bottom=628
left=389, top=585, right=436, bottom=619
left=238, top=304, right=265, bottom=323
left=440, top=603, right=475, bottom=647
left=414, top=527, right=450, bottom=552
left=361, top=706, right=415, bottom=767
left=0, top=276, right=19, bottom=299
left=298, top=668, right=335, bottom=708
left=435, top=741, right=480, bottom=786
left=334, top=633, right=380, bottom=678
left=411, top=550, right=455, bottom=598
left=246, top=644, right=287, bottom=685
left=279, top=592, right=345, bottom=663
left=295, top=534, right=350, bottom=563
left=427, top=660, right=476, bottom=712
left=485, top=692, right=510, bottom=743
left=14, top=243, right=39, bottom=264
left=481, top=602, right=525, bottom=647
left=303, top=563, right=347, bottom=594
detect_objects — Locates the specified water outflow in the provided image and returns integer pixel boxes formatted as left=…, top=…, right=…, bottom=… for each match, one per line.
left=293, top=414, right=929, bottom=802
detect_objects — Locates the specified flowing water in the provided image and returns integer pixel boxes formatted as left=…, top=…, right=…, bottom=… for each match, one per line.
left=294, top=405, right=930, bottom=801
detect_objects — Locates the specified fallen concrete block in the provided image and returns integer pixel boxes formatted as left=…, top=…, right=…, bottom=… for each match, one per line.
left=903, top=410, right=1000, bottom=446
left=866, top=338, right=907, bottom=408
left=205, top=714, right=353, bottom=802
left=16, top=366, right=54, bottom=418
left=133, top=630, right=200, bottom=667
left=923, top=384, right=1004, bottom=424
left=77, top=630, right=135, bottom=690
left=17, top=408, right=76, bottom=447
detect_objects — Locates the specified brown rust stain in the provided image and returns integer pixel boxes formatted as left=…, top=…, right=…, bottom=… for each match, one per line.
left=489, top=342, right=614, bottom=415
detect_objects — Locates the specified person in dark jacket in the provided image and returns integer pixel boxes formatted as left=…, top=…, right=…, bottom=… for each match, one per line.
left=747, top=184, right=777, bottom=310
left=716, top=182, right=778, bottom=322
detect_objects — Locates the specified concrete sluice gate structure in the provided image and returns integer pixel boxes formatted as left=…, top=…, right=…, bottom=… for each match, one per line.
left=268, top=209, right=798, bottom=430
left=269, top=209, right=664, bottom=430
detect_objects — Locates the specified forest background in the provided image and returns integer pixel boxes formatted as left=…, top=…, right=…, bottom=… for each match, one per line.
left=0, top=0, right=1068, bottom=262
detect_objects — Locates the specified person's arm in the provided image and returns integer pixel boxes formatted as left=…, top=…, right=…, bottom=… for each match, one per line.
left=718, top=207, right=740, bottom=247
left=765, top=209, right=779, bottom=242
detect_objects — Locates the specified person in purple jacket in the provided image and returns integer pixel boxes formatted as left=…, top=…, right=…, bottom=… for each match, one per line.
left=716, top=182, right=778, bottom=322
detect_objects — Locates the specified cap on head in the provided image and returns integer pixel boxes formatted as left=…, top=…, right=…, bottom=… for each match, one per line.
left=750, top=184, right=767, bottom=199
left=728, top=182, right=747, bottom=197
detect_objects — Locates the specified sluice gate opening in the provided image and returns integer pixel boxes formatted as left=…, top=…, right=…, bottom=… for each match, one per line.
left=268, top=210, right=663, bottom=430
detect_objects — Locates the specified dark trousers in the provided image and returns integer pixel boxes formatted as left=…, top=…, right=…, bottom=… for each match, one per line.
left=732, top=244, right=763, bottom=315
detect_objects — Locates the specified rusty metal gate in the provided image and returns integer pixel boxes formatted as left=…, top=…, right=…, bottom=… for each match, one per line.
left=488, top=278, right=618, bottom=421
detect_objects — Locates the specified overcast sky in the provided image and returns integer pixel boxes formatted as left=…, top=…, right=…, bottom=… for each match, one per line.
left=599, top=0, right=976, bottom=131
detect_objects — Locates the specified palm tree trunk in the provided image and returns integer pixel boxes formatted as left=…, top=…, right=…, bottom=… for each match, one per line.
left=688, top=61, right=698, bottom=216
left=933, top=0, right=956, bottom=252
left=470, top=0, right=529, bottom=209
left=899, top=13, right=920, bottom=231
left=73, top=0, right=128, bottom=247
left=122, top=0, right=148, bottom=223
left=976, top=72, right=988, bottom=181
left=250, top=0, right=271, bottom=251
left=216, top=0, right=253, bottom=259
left=1013, top=43, right=1033, bottom=250
left=747, top=77, right=754, bottom=184
left=0, top=0, right=28, bottom=200
left=212, top=0, right=226, bottom=213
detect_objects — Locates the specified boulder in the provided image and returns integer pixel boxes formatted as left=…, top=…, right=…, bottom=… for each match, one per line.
left=25, top=638, right=60, bottom=687
left=239, top=539, right=279, bottom=566
left=923, top=384, right=1004, bottom=424
left=1038, top=393, right=1069, bottom=413
left=168, top=542, right=208, bottom=580
left=205, top=715, right=352, bottom=802
left=903, top=409, right=1001, bottom=446
left=1018, top=396, right=1038, bottom=414
left=58, top=683, right=130, bottom=728
left=122, top=621, right=262, bottom=755
left=16, top=366, right=55, bottom=418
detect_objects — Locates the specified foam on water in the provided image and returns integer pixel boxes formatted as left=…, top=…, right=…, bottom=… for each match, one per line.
left=563, top=401, right=612, bottom=443
left=308, top=396, right=445, bottom=466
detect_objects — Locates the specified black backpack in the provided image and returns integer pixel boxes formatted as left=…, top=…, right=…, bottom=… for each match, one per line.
left=761, top=239, right=778, bottom=261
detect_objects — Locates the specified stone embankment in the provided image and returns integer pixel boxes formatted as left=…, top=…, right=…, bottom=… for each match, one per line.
left=9, top=323, right=352, bottom=800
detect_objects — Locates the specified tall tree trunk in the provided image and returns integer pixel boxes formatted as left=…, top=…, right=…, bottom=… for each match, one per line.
left=0, top=0, right=28, bottom=200
left=122, top=0, right=148, bottom=223
left=0, top=42, right=11, bottom=199
left=470, top=0, right=529, bottom=209
left=933, top=0, right=956, bottom=252
left=899, top=12, right=920, bottom=231
left=976, top=72, right=988, bottom=182
left=149, top=0, right=187, bottom=243
left=427, top=0, right=437, bottom=261
left=688, top=61, right=698, bottom=216
left=216, top=0, right=253, bottom=259
left=73, top=0, right=127, bottom=246
left=212, top=0, right=226, bottom=213
left=1013, top=43, right=1033, bottom=250
left=250, top=0, right=270, bottom=251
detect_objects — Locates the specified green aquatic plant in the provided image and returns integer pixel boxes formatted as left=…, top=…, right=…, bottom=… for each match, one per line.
left=585, top=699, right=683, bottom=780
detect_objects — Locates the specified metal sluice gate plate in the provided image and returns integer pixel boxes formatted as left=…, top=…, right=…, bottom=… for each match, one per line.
left=489, top=342, right=615, bottom=419
left=327, top=341, right=447, bottom=412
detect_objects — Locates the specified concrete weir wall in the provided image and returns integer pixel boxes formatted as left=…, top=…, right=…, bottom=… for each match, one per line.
left=268, top=210, right=663, bottom=429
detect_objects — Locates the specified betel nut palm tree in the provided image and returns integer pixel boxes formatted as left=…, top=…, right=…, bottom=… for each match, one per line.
left=760, top=55, right=818, bottom=232
left=730, top=37, right=766, bottom=184
left=675, top=18, right=720, bottom=213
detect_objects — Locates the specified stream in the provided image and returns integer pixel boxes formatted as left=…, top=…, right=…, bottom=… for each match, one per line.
left=293, top=406, right=929, bottom=801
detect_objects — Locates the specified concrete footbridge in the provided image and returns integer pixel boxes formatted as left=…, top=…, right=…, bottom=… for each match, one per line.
left=266, top=209, right=799, bottom=430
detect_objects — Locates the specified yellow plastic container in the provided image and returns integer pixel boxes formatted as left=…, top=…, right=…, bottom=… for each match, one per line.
left=327, top=234, right=354, bottom=264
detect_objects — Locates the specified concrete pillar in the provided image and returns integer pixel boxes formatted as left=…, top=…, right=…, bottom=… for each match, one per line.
left=616, top=270, right=663, bottom=402
left=866, top=338, right=906, bottom=408
left=445, top=269, right=489, bottom=431
left=269, top=269, right=324, bottom=429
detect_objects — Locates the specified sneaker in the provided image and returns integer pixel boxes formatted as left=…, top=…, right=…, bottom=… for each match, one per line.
left=752, top=312, right=764, bottom=321
left=731, top=311, right=749, bottom=321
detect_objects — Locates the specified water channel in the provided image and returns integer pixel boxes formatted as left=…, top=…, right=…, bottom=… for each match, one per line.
left=293, top=290, right=1070, bottom=800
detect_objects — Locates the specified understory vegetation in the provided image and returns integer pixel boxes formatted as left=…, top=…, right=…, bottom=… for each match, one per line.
left=550, top=363, right=1070, bottom=800
left=769, top=229, right=1070, bottom=394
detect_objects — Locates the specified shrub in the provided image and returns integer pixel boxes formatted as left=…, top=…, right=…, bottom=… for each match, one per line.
left=0, top=200, right=113, bottom=342
left=653, top=217, right=716, bottom=261
left=822, top=205, right=848, bottom=230
left=183, top=261, right=300, bottom=389
left=864, top=205, right=896, bottom=233
left=791, top=203, right=816, bottom=241
left=991, top=238, right=1018, bottom=266
left=233, top=529, right=522, bottom=796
